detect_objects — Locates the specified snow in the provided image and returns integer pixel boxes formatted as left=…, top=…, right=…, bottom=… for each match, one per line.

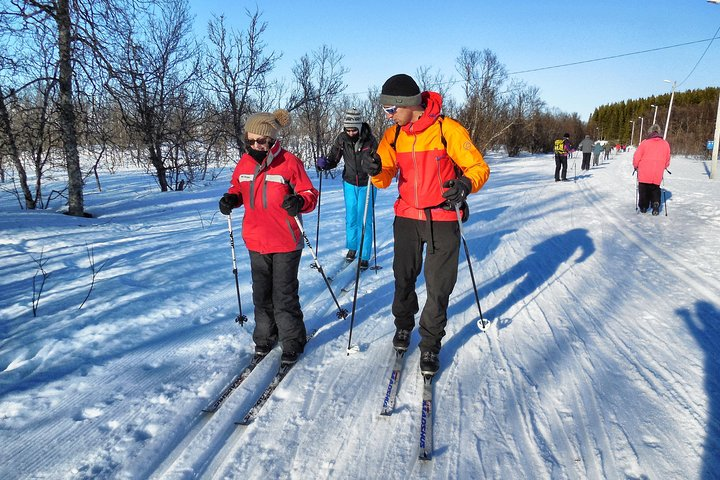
left=1, top=149, right=719, bottom=479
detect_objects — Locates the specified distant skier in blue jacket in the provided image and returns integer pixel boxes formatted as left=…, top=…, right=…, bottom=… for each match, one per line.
left=316, top=108, right=378, bottom=269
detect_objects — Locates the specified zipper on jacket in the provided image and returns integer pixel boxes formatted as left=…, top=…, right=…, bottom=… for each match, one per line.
left=410, top=128, right=422, bottom=220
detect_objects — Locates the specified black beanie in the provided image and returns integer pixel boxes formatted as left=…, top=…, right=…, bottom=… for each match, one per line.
left=379, top=74, right=422, bottom=106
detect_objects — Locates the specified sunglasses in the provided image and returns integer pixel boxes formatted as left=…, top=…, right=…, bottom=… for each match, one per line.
left=247, top=137, right=270, bottom=146
left=382, top=105, right=398, bottom=115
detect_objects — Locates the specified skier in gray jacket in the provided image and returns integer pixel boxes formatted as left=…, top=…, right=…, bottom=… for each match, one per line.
left=579, top=135, right=594, bottom=171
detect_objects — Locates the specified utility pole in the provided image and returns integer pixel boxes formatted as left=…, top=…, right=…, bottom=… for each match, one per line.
left=711, top=91, right=719, bottom=179
left=663, top=80, right=676, bottom=140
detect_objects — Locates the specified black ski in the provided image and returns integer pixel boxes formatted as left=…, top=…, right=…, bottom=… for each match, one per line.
left=235, top=329, right=317, bottom=426
left=202, top=354, right=267, bottom=413
left=418, top=374, right=435, bottom=461
left=380, top=349, right=406, bottom=416
left=236, top=362, right=294, bottom=426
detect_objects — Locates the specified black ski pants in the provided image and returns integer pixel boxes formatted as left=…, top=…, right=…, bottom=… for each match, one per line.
left=582, top=152, right=591, bottom=170
left=392, top=216, right=460, bottom=355
left=554, top=153, right=568, bottom=181
left=249, top=249, right=306, bottom=354
left=637, top=182, right=662, bottom=211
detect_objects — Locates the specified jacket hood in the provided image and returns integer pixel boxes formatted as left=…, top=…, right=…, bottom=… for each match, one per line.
left=402, top=91, right=443, bottom=135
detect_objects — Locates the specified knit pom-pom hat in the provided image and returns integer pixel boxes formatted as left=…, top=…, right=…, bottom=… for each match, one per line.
left=244, top=109, right=291, bottom=139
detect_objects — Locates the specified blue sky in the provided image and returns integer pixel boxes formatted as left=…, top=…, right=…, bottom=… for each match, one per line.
left=188, top=0, right=720, bottom=120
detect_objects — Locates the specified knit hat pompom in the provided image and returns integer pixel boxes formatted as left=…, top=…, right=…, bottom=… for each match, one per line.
left=343, top=108, right=362, bottom=130
left=273, top=109, right=291, bottom=128
left=379, top=73, right=422, bottom=107
left=244, top=109, right=291, bottom=139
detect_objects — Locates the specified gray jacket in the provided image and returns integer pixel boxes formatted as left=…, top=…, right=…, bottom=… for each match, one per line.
left=579, top=136, right=594, bottom=153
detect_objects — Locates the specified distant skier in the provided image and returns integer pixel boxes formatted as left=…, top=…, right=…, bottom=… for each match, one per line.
left=316, top=108, right=379, bottom=270
left=579, top=134, right=594, bottom=170
left=592, top=141, right=603, bottom=166
left=218, top=109, right=319, bottom=365
left=633, top=123, right=670, bottom=216
left=362, top=73, right=490, bottom=376
left=603, top=141, right=612, bottom=160
left=553, top=133, right=571, bottom=181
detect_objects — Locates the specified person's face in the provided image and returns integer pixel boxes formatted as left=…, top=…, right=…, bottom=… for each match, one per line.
left=246, top=133, right=272, bottom=151
left=344, top=127, right=359, bottom=137
left=383, top=105, right=413, bottom=126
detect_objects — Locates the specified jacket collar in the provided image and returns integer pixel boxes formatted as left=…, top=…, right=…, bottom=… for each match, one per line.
left=402, top=91, right=443, bottom=135
left=258, top=140, right=282, bottom=168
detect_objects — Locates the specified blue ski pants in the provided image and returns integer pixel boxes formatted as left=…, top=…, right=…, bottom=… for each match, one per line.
left=343, top=181, right=375, bottom=261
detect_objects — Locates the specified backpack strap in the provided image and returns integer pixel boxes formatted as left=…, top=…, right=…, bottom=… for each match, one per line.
left=438, top=115, right=447, bottom=149
left=390, top=124, right=401, bottom=150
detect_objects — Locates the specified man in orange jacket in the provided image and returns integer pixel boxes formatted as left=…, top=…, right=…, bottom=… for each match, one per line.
left=362, top=74, right=490, bottom=375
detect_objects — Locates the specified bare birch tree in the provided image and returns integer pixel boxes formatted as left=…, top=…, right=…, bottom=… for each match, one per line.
left=204, top=9, right=280, bottom=156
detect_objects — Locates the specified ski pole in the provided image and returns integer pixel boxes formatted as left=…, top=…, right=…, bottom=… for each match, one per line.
left=226, top=212, right=248, bottom=326
left=346, top=177, right=373, bottom=355
left=633, top=168, right=638, bottom=213
left=310, top=173, right=323, bottom=269
left=294, top=215, right=348, bottom=320
left=663, top=168, right=671, bottom=217
left=369, top=186, right=382, bottom=272
left=454, top=202, right=486, bottom=331
left=573, top=159, right=577, bottom=182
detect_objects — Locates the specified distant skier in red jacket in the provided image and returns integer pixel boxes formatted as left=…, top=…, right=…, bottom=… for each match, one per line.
left=218, top=109, right=318, bottom=365
left=633, top=123, right=671, bottom=215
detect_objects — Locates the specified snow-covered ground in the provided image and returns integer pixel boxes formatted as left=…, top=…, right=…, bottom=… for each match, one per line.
left=1, top=148, right=719, bottom=480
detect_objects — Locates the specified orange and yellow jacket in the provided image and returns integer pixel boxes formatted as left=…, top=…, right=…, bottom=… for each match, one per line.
left=372, top=91, right=490, bottom=222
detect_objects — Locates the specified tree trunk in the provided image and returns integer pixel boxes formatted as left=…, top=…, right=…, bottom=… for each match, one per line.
left=56, top=0, right=85, bottom=216
left=149, top=144, right=169, bottom=191
left=0, top=90, right=35, bottom=209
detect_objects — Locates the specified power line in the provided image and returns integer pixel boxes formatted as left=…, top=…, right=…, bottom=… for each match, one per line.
left=508, top=36, right=720, bottom=75
left=678, top=25, right=720, bottom=87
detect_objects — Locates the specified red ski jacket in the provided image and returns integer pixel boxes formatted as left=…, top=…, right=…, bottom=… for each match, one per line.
left=227, top=141, right=318, bottom=254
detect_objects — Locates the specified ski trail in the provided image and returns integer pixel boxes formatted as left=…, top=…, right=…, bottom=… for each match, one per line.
left=580, top=182, right=720, bottom=305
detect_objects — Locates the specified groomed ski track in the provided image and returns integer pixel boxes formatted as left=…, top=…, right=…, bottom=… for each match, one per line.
left=2, top=150, right=718, bottom=479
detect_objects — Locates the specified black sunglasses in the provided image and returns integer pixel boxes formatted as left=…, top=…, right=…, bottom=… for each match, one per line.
left=247, top=137, right=270, bottom=146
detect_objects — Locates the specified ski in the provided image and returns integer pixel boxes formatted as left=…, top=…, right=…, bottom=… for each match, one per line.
left=235, top=329, right=317, bottom=426
left=202, top=354, right=267, bottom=413
left=326, top=258, right=353, bottom=283
left=236, top=362, right=294, bottom=426
left=418, top=374, right=435, bottom=461
left=380, top=349, right=406, bottom=416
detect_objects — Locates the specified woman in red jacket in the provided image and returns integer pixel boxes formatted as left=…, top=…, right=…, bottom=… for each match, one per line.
left=218, top=109, right=318, bottom=364
left=633, top=123, right=671, bottom=215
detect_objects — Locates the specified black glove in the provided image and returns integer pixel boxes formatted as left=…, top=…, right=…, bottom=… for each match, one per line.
left=219, top=193, right=240, bottom=215
left=282, top=194, right=304, bottom=217
left=362, top=152, right=382, bottom=176
left=442, top=176, right=472, bottom=205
